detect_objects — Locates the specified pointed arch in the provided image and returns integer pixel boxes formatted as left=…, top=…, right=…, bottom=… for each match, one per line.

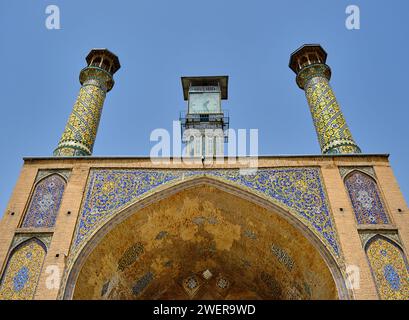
left=0, top=238, right=47, bottom=300
left=344, top=170, right=389, bottom=224
left=21, top=173, right=66, bottom=228
left=365, top=235, right=409, bottom=300
left=60, top=177, right=351, bottom=300
left=35, top=171, right=69, bottom=185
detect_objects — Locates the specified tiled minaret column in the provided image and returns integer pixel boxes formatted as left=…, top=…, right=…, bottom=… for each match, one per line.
left=289, top=44, right=361, bottom=154
left=54, top=49, right=120, bottom=156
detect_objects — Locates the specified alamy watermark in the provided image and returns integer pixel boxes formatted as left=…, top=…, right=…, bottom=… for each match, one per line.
left=345, top=264, right=361, bottom=290
left=45, top=265, right=61, bottom=289
left=45, top=5, right=61, bottom=30
left=150, top=121, right=259, bottom=175
left=345, top=5, right=360, bottom=30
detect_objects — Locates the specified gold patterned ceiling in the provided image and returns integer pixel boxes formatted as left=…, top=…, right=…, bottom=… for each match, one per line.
left=73, top=185, right=338, bottom=300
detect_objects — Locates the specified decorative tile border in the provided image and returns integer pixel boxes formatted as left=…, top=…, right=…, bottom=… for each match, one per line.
left=11, top=233, right=53, bottom=252
left=35, top=169, right=71, bottom=184
left=358, top=230, right=402, bottom=249
left=339, top=166, right=375, bottom=180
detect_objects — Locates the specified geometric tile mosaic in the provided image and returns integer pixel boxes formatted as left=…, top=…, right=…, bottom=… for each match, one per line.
left=182, top=275, right=201, bottom=297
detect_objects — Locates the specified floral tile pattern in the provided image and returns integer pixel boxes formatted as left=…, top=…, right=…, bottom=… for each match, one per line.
left=71, top=168, right=340, bottom=259
left=344, top=171, right=389, bottom=224
left=366, top=237, right=409, bottom=300
left=22, top=174, right=66, bottom=228
left=0, top=238, right=46, bottom=300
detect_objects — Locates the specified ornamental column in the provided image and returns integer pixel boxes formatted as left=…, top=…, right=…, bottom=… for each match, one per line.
left=53, top=49, right=120, bottom=156
left=289, top=44, right=361, bottom=154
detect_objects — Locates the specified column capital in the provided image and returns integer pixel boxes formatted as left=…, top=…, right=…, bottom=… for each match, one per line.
left=79, top=66, right=114, bottom=92
left=296, top=63, right=331, bottom=90
left=289, top=44, right=331, bottom=89
left=79, top=48, right=120, bottom=92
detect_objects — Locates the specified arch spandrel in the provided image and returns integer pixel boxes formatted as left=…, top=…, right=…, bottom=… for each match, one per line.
left=68, top=168, right=341, bottom=262
left=63, top=184, right=346, bottom=300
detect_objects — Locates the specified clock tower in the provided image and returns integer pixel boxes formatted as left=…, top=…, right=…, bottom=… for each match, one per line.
left=180, top=76, right=229, bottom=158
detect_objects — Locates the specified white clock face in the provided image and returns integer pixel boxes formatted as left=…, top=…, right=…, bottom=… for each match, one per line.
left=189, top=92, right=220, bottom=114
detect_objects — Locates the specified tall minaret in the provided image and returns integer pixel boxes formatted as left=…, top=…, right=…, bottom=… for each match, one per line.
left=53, top=49, right=120, bottom=156
left=289, top=44, right=361, bottom=154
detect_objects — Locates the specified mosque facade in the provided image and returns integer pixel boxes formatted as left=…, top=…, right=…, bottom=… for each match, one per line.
left=0, top=45, right=408, bottom=300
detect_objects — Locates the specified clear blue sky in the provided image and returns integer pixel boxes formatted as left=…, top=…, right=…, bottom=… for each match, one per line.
left=0, top=0, right=408, bottom=216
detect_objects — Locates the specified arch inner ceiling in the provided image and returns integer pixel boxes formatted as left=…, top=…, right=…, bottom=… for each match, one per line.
left=72, top=184, right=339, bottom=300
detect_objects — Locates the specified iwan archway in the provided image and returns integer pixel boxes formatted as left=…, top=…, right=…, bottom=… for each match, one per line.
left=63, top=178, right=350, bottom=300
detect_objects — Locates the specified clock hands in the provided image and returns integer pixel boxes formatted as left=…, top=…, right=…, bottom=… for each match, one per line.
left=203, top=100, right=210, bottom=111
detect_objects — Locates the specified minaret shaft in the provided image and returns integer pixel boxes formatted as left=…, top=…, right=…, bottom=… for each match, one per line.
left=289, top=44, right=361, bottom=155
left=304, top=74, right=361, bottom=154
left=54, top=80, right=106, bottom=156
left=53, top=49, right=120, bottom=157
